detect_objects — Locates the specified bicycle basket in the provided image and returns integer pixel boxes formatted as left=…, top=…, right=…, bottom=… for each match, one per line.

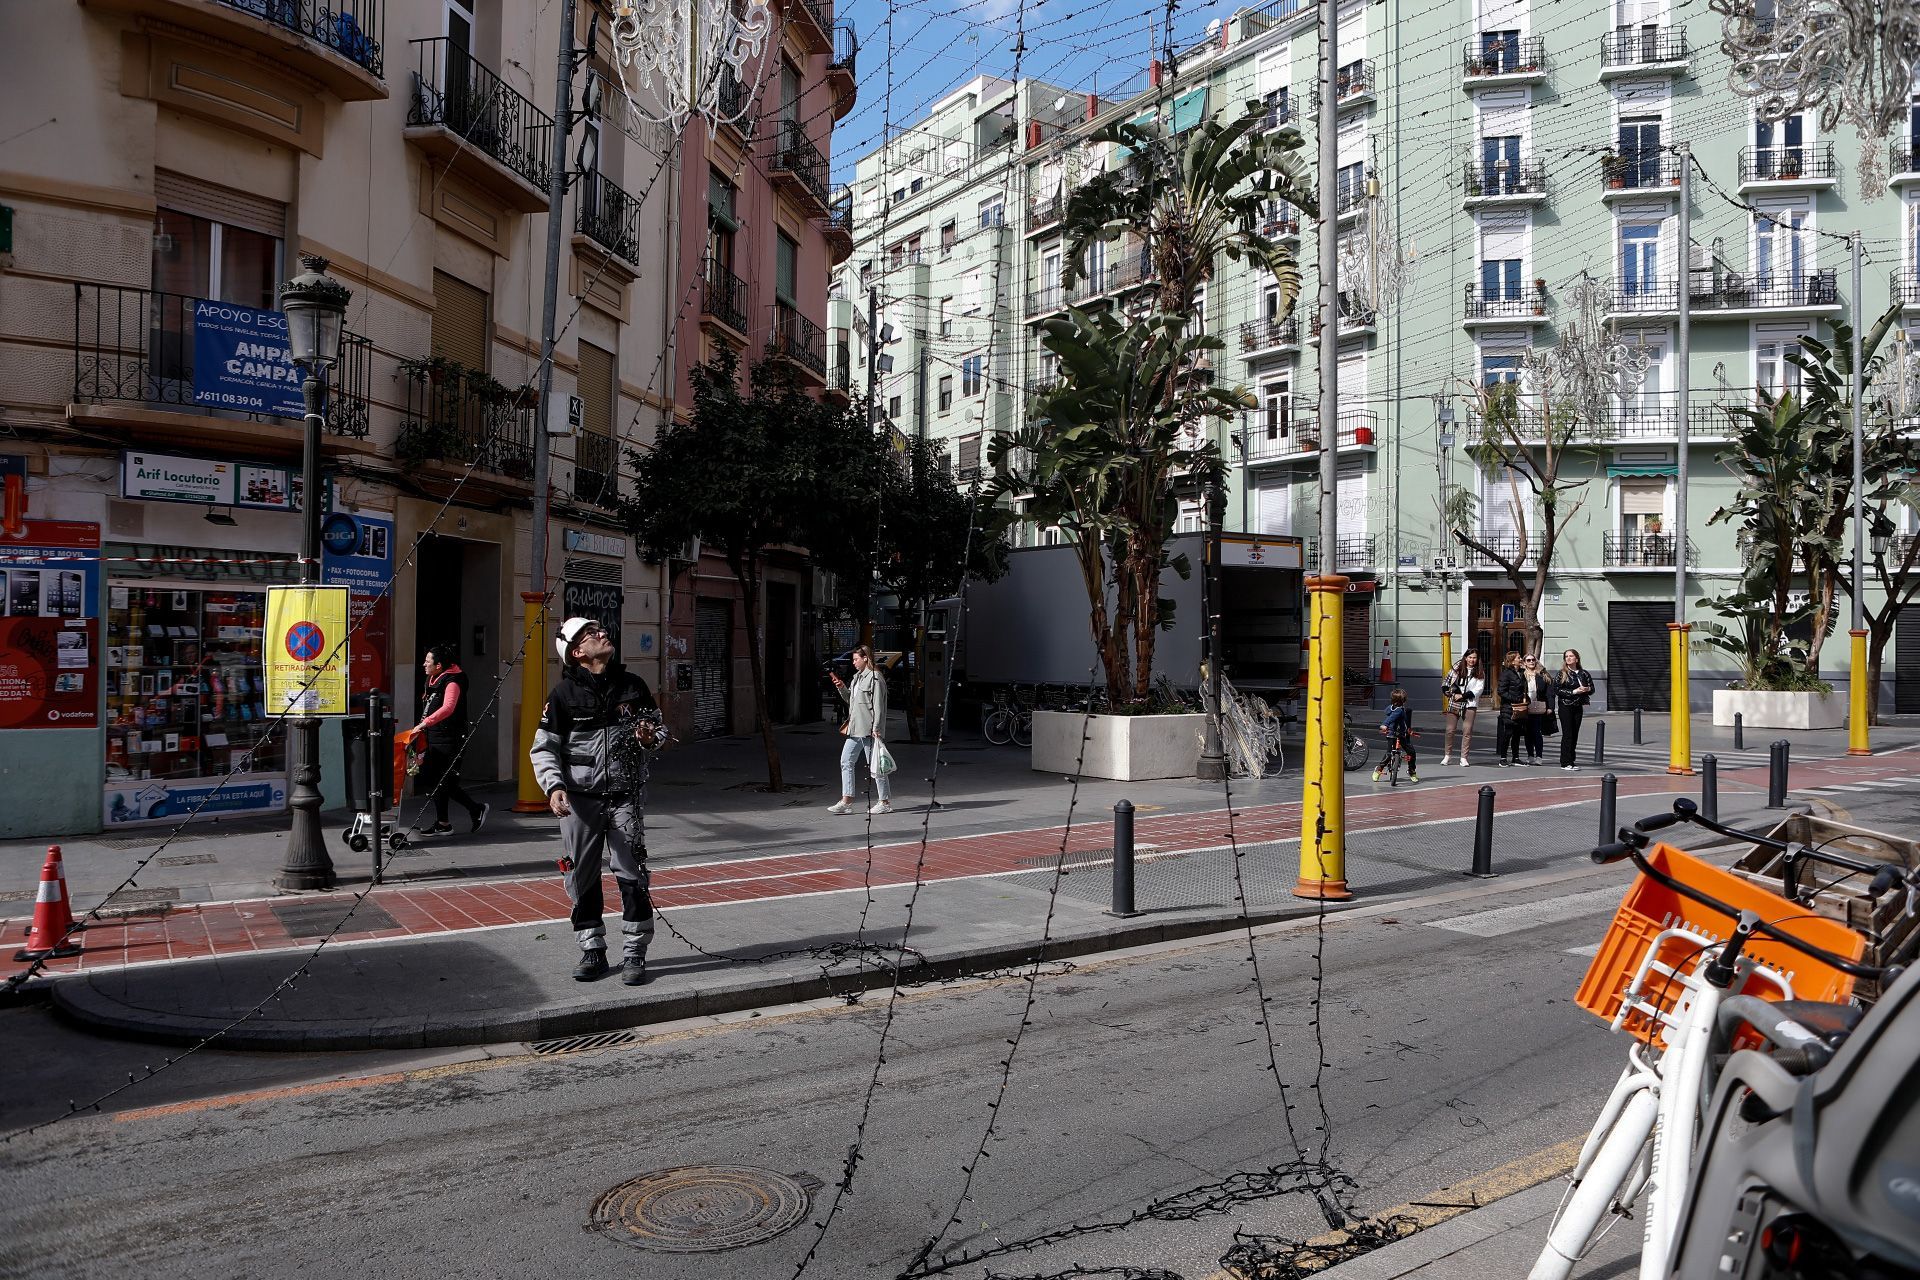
left=1573, top=842, right=1866, bottom=1046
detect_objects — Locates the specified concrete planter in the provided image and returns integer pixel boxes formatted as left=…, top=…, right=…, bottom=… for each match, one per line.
left=1030, top=710, right=1211, bottom=781
left=1711, top=688, right=1846, bottom=730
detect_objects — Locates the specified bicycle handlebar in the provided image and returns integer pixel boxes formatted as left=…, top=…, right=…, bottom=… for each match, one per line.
left=1650, top=797, right=1913, bottom=898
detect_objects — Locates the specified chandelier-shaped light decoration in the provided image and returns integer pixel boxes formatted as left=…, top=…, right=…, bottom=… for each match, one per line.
left=1524, top=273, right=1652, bottom=428
left=608, top=0, right=774, bottom=131
left=1711, top=0, right=1920, bottom=136
left=1337, top=204, right=1417, bottom=315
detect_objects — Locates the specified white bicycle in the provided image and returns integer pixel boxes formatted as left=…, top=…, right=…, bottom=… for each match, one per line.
left=1531, top=799, right=1879, bottom=1280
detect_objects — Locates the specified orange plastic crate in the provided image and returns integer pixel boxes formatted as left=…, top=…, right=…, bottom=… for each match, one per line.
left=1574, top=842, right=1866, bottom=1045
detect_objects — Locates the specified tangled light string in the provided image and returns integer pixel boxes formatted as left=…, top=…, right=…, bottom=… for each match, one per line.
left=1711, top=0, right=1920, bottom=138
left=608, top=0, right=773, bottom=130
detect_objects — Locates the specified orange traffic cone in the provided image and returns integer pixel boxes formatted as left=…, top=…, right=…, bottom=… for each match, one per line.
left=1378, top=638, right=1394, bottom=685
left=15, top=846, right=83, bottom=961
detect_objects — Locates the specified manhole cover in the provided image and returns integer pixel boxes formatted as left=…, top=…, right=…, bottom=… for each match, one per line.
left=589, top=1166, right=815, bottom=1252
left=271, top=900, right=399, bottom=938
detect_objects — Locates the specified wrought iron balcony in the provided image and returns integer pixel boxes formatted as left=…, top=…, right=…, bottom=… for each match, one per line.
left=1027, top=192, right=1064, bottom=230
left=1308, top=295, right=1377, bottom=338
left=1463, top=281, right=1548, bottom=321
left=770, top=301, right=827, bottom=377
left=1691, top=269, right=1839, bottom=313
left=396, top=358, right=535, bottom=478
left=789, top=0, right=832, bottom=47
left=212, top=0, right=384, bottom=75
left=1247, top=409, right=1378, bottom=463
left=1738, top=143, right=1837, bottom=186
left=700, top=258, right=749, bottom=336
left=1256, top=201, right=1302, bottom=239
left=1891, top=141, right=1920, bottom=180
left=1251, top=89, right=1293, bottom=134
left=768, top=119, right=829, bottom=212
left=1305, top=534, right=1377, bottom=569
left=1025, top=286, right=1066, bottom=317
left=823, top=191, right=854, bottom=264
left=1336, top=59, right=1375, bottom=103
left=1463, top=35, right=1546, bottom=78
left=829, top=25, right=858, bottom=78
left=1607, top=277, right=1679, bottom=315
left=72, top=282, right=372, bottom=439
left=1334, top=179, right=1369, bottom=218
left=572, top=430, right=620, bottom=506
left=1895, top=268, right=1920, bottom=308
left=576, top=173, right=642, bottom=264
left=1603, top=533, right=1695, bottom=566
left=1601, top=152, right=1683, bottom=194
left=1463, top=157, right=1548, bottom=202
left=1458, top=534, right=1543, bottom=568
left=1239, top=316, right=1301, bottom=355
left=406, top=38, right=553, bottom=201
left=1599, top=26, right=1688, bottom=70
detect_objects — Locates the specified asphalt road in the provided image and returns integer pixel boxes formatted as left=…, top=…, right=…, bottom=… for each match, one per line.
left=2, top=854, right=1648, bottom=1280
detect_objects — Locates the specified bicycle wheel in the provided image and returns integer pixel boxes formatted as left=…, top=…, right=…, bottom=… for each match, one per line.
left=983, top=708, right=1013, bottom=746
left=1344, top=732, right=1369, bottom=771
left=1011, top=712, right=1033, bottom=748
left=1386, top=746, right=1401, bottom=787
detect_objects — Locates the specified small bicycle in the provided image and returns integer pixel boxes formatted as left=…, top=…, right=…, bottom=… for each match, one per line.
left=1372, top=729, right=1419, bottom=786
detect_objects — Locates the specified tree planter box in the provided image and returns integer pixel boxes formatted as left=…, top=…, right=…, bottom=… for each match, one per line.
left=1712, top=688, right=1846, bottom=730
left=1030, top=710, right=1210, bottom=781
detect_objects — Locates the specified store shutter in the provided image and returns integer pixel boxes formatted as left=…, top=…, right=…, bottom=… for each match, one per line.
left=1606, top=600, right=1670, bottom=711
left=1897, top=607, right=1920, bottom=713
left=153, top=171, right=288, bottom=238
left=693, top=599, right=733, bottom=738
left=431, top=270, right=490, bottom=372
left=1255, top=481, right=1290, bottom=535
left=1344, top=595, right=1372, bottom=694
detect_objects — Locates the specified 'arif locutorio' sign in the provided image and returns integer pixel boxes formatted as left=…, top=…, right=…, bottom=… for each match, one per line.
left=191, top=299, right=305, bottom=417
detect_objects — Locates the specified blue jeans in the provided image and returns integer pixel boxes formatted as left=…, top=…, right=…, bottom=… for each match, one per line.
left=840, top=734, right=891, bottom=802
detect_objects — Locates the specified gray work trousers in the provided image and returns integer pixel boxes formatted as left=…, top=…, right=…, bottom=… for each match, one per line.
left=560, top=791, right=654, bottom=959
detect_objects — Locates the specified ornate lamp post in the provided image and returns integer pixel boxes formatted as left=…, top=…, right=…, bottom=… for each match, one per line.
left=276, top=255, right=351, bottom=892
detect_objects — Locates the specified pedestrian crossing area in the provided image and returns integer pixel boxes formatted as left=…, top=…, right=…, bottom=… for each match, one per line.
left=1796, top=772, right=1920, bottom=795
left=1422, top=887, right=1625, bottom=939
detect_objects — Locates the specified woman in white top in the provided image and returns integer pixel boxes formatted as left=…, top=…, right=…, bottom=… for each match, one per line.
left=1441, top=650, right=1486, bottom=766
left=827, top=645, right=893, bottom=815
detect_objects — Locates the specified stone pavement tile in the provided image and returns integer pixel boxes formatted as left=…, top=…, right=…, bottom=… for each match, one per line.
left=1314, top=1180, right=1640, bottom=1279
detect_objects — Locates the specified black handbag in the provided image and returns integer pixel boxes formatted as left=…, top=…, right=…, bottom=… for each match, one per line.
left=1542, top=708, right=1559, bottom=735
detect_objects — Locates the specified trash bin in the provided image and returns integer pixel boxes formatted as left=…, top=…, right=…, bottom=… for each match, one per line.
left=341, top=715, right=371, bottom=813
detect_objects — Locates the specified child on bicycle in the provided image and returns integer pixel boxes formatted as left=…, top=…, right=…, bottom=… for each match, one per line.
left=1373, top=687, right=1419, bottom=783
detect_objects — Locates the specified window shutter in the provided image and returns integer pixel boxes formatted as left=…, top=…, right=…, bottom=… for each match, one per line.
left=958, top=435, right=982, bottom=470
left=1256, top=482, right=1291, bottom=535
left=578, top=343, right=615, bottom=439
left=1257, top=49, right=1289, bottom=96
left=1479, top=213, right=1528, bottom=260
left=432, top=271, right=490, bottom=372
left=1620, top=478, right=1665, bottom=514
left=154, top=171, right=287, bottom=238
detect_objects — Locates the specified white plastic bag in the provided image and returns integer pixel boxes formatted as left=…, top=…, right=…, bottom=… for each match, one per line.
left=871, top=739, right=897, bottom=778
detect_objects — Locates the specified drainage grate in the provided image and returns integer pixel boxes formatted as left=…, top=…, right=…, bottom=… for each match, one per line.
left=98, top=886, right=182, bottom=916
left=531, top=1029, right=639, bottom=1056
left=97, top=833, right=213, bottom=850
left=1015, top=845, right=1172, bottom=870
left=155, top=853, right=218, bottom=867
left=271, top=900, right=399, bottom=938
left=589, top=1166, right=816, bottom=1253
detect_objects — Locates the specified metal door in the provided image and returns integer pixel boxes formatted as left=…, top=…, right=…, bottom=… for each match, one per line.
left=692, top=599, right=732, bottom=738
left=1896, top=608, right=1920, bottom=712
left=1606, top=600, right=1670, bottom=711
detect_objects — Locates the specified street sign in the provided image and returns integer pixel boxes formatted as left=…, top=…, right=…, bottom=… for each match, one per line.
left=264, top=586, right=350, bottom=715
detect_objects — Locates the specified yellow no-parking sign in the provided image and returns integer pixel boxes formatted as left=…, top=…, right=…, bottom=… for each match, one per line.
left=264, top=586, right=351, bottom=715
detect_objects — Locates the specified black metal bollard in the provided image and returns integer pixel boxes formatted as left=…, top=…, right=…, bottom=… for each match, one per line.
left=1701, top=754, right=1719, bottom=824
left=1599, top=772, right=1618, bottom=847
left=1469, top=786, right=1497, bottom=878
left=1110, top=799, right=1139, bottom=917
left=1766, top=740, right=1790, bottom=809
left=1633, top=707, right=1643, bottom=745
left=1593, top=719, right=1606, bottom=767
left=1733, top=712, right=1745, bottom=752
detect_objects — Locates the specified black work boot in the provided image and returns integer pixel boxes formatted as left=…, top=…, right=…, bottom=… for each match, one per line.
left=620, top=956, right=650, bottom=986
left=573, top=949, right=610, bottom=981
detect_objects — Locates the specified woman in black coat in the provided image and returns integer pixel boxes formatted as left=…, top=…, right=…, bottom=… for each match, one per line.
left=1496, top=651, right=1528, bottom=766
left=1555, top=648, right=1596, bottom=769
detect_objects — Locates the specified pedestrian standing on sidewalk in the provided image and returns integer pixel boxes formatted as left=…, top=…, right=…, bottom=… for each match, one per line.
left=1555, top=648, right=1595, bottom=770
left=1496, top=651, right=1528, bottom=767
left=530, top=617, right=666, bottom=985
left=413, top=645, right=488, bottom=835
left=1519, top=654, right=1550, bottom=765
left=1441, top=650, right=1485, bottom=766
left=827, top=645, right=893, bottom=815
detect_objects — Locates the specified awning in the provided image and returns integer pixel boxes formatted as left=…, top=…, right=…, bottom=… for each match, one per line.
left=1171, top=87, right=1208, bottom=133
left=1607, top=465, right=1679, bottom=478
left=1111, top=111, right=1155, bottom=164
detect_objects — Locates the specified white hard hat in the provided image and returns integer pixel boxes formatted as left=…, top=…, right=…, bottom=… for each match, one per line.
left=556, top=616, right=599, bottom=664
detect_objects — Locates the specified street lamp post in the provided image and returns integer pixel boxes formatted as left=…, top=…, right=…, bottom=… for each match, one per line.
left=276, top=254, right=351, bottom=892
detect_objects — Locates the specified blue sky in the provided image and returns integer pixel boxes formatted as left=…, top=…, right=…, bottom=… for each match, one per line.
left=829, top=0, right=1239, bottom=183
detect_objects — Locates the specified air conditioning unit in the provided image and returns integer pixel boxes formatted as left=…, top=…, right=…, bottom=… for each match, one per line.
left=673, top=536, right=701, bottom=563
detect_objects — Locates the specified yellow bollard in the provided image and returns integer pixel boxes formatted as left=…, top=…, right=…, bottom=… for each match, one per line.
left=512, top=590, right=552, bottom=812
left=1667, top=622, right=1692, bottom=776
left=1297, top=575, right=1353, bottom=901
left=1439, top=629, right=1454, bottom=713
left=1848, top=629, right=1871, bottom=755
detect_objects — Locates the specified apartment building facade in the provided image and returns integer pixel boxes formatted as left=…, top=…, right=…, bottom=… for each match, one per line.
left=835, top=1, right=1920, bottom=713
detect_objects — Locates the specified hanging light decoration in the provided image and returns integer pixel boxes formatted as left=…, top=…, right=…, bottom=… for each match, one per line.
left=1523, top=273, right=1651, bottom=428
left=607, top=0, right=775, bottom=131
left=1711, top=0, right=1920, bottom=137
left=1338, top=203, right=1416, bottom=316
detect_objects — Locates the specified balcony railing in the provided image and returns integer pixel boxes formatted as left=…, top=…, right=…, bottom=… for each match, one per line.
left=829, top=24, right=858, bottom=77
left=1334, top=179, right=1369, bottom=217
left=1603, top=533, right=1693, bottom=566
left=1309, top=295, right=1377, bottom=337
left=1607, top=278, right=1679, bottom=314
left=1239, top=316, right=1301, bottom=353
left=576, top=173, right=642, bottom=263
left=1600, top=27, right=1688, bottom=67
left=407, top=38, right=553, bottom=193
left=769, top=119, right=829, bottom=209
left=72, top=282, right=372, bottom=438
left=396, top=359, right=536, bottom=477
left=1252, top=89, right=1292, bottom=133
left=1336, top=60, right=1375, bottom=101
left=1464, top=35, right=1546, bottom=76
left=701, top=258, right=749, bottom=334
left=1602, top=153, right=1683, bottom=192
left=1026, top=286, right=1066, bottom=315
left=1738, top=143, right=1836, bottom=184
left=1027, top=192, right=1064, bottom=229
left=1463, top=157, right=1548, bottom=199
left=716, top=68, right=754, bottom=131
left=1693, top=269, right=1839, bottom=312
left=1464, top=281, right=1548, bottom=319
left=1472, top=389, right=1766, bottom=441
left=1891, top=141, right=1920, bottom=177
left=1247, top=409, right=1378, bottom=462
left=572, top=430, right=619, bottom=505
left=1459, top=534, right=1543, bottom=567
left=824, top=191, right=854, bottom=240
left=213, top=0, right=385, bottom=75
left=1305, top=535, right=1377, bottom=569
left=827, top=364, right=851, bottom=394
left=770, top=301, right=827, bottom=375
left=791, top=0, right=832, bottom=41
left=1895, top=268, right=1920, bottom=308
left=1257, top=202, right=1302, bottom=238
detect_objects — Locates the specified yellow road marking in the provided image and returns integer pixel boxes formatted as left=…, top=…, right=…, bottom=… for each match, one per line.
left=1201, top=1137, right=1584, bottom=1279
